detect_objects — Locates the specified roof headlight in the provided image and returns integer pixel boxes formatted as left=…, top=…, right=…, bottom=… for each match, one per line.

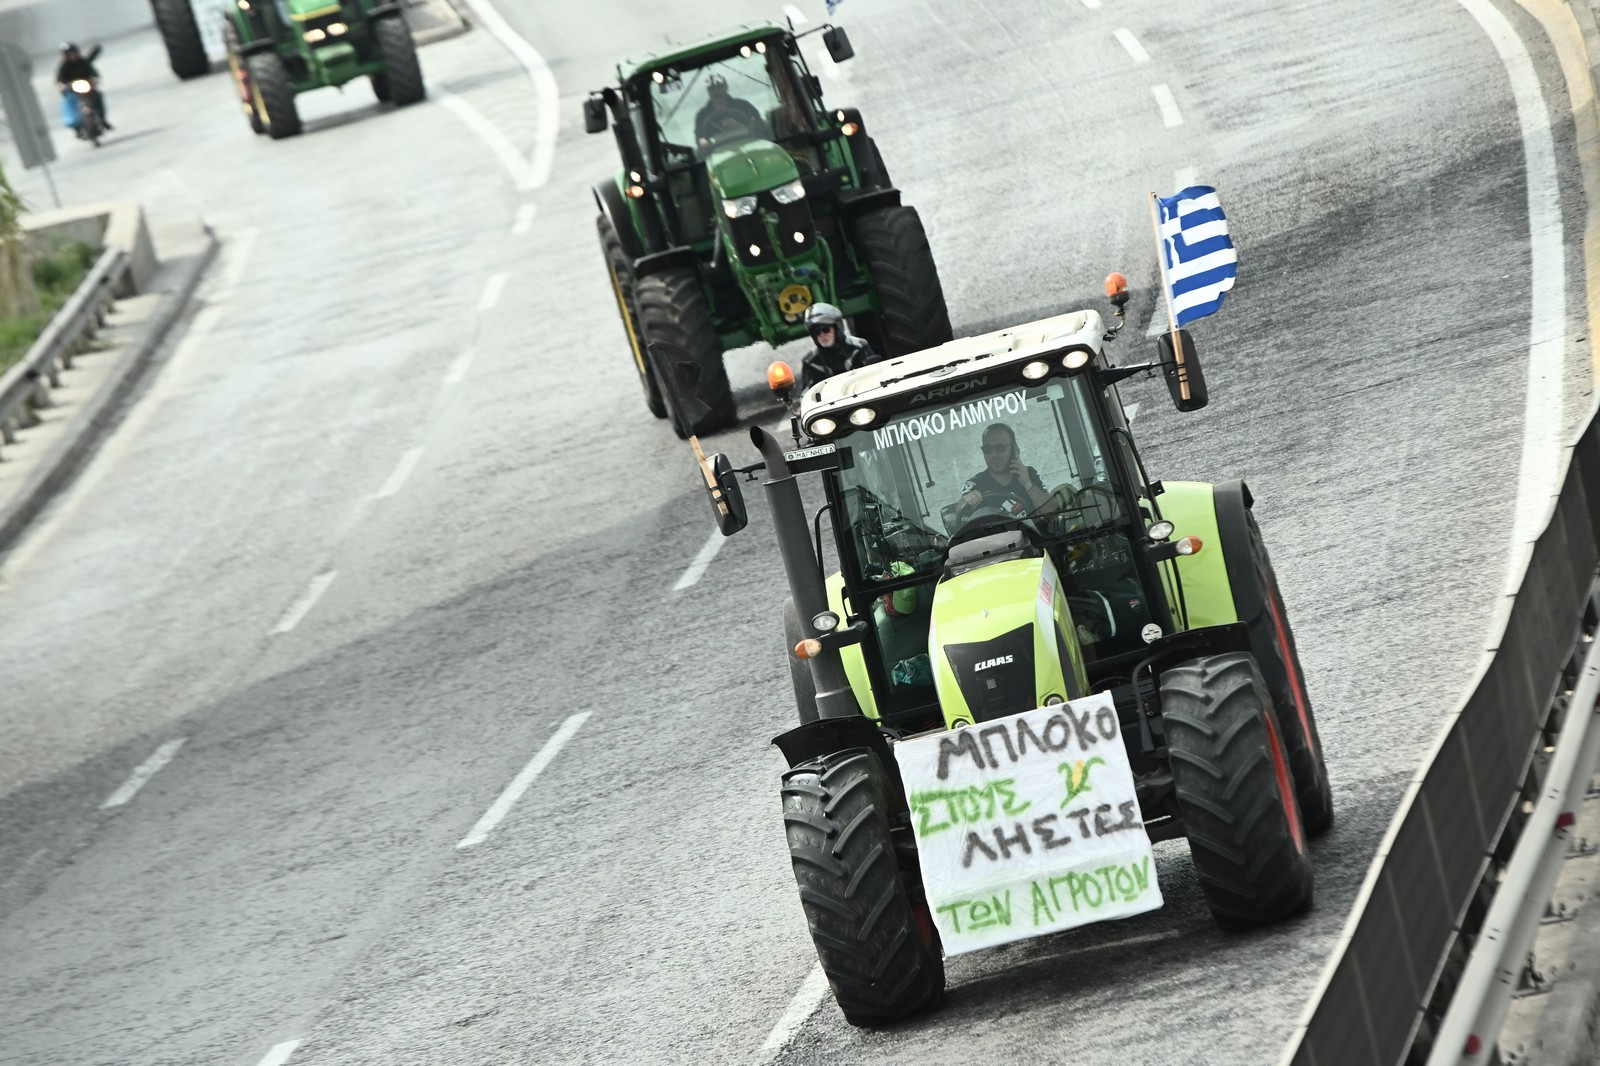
left=771, top=179, right=806, bottom=205
left=848, top=407, right=877, bottom=426
left=1063, top=349, right=1091, bottom=371
left=810, top=417, right=838, bottom=436
left=723, top=195, right=758, bottom=219
left=1021, top=360, right=1051, bottom=381
left=755, top=41, right=767, bottom=53
left=652, top=70, right=666, bottom=84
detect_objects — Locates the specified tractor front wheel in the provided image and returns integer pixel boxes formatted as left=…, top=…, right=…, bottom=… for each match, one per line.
left=245, top=52, right=301, bottom=139
left=849, top=205, right=952, bottom=357
left=373, top=15, right=426, bottom=106
left=782, top=750, right=944, bottom=1026
left=598, top=217, right=666, bottom=420
left=151, top=0, right=209, bottom=79
left=634, top=267, right=736, bottom=439
left=1162, top=653, right=1313, bottom=930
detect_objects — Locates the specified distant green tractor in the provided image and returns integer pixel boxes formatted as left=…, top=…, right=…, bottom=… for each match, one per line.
left=221, top=0, right=425, bottom=138
left=585, top=21, right=953, bottom=438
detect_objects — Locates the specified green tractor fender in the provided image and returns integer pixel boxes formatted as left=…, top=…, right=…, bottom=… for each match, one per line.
left=592, top=173, right=651, bottom=260
left=1160, top=478, right=1265, bottom=629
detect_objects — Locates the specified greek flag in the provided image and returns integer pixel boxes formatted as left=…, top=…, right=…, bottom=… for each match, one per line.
left=825, top=0, right=842, bottom=12
left=1156, top=185, right=1237, bottom=326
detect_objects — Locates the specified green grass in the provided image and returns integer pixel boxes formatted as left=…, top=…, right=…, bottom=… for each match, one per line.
left=0, top=241, right=98, bottom=375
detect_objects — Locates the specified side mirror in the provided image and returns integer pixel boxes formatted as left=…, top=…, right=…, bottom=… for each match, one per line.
left=694, top=439, right=749, bottom=537
left=1157, top=329, right=1209, bottom=411
left=823, top=26, right=855, bottom=63
left=583, top=96, right=608, bottom=134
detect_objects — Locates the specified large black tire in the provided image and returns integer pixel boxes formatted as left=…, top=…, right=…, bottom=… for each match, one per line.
left=782, top=751, right=943, bottom=1026
left=222, top=19, right=265, bottom=135
left=1234, top=507, right=1334, bottom=837
left=151, top=0, right=209, bottom=79
left=373, top=15, right=426, bottom=106
left=1162, top=653, right=1314, bottom=930
left=849, top=205, right=953, bottom=357
left=783, top=598, right=819, bottom=724
left=598, top=217, right=666, bottom=420
left=245, top=52, right=301, bottom=139
left=634, top=267, right=736, bottom=439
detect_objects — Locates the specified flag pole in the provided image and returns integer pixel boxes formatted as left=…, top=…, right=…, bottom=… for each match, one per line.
left=1148, top=191, right=1191, bottom=402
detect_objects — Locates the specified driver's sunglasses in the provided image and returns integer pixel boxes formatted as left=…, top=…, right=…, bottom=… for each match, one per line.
left=981, top=443, right=1011, bottom=454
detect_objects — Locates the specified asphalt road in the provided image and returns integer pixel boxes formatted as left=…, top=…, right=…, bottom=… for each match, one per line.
left=0, top=0, right=1594, bottom=1064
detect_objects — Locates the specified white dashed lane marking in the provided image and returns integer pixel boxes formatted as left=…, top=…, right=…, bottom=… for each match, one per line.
left=101, top=739, right=187, bottom=809
left=457, top=713, right=592, bottom=849
left=271, top=572, right=338, bottom=635
left=1151, top=84, right=1183, bottom=127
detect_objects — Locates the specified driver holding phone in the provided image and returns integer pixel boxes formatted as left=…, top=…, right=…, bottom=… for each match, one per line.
left=955, top=423, right=1051, bottom=521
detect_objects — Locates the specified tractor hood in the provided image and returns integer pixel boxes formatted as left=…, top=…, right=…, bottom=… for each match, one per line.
left=285, top=0, right=342, bottom=19
left=707, top=140, right=801, bottom=199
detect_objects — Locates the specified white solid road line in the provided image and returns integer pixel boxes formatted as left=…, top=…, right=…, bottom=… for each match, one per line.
left=477, top=272, right=508, bottom=313
left=457, top=0, right=560, bottom=190
left=511, top=203, right=537, bottom=236
left=271, top=571, right=338, bottom=635
left=435, top=90, right=534, bottom=190
left=673, top=528, right=726, bottom=590
left=761, top=964, right=829, bottom=1058
left=457, top=713, right=592, bottom=849
left=1114, top=28, right=1150, bottom=64
left=257, top=1040, right=301, bottom=1066
left=1151, top=84, right=1183, bottom=127
left=101, top=738, right=187, bottom=809
left=376, top=447, right=424, bottom=500
left=783, top=3, right=807, bottom=26
left=1455, top=0, right=1566, bottom=582
left=443, top=347, right=477, bottom=388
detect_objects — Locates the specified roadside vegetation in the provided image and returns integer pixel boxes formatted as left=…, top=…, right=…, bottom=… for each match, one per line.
left=0, top=162, right=96, bottom=374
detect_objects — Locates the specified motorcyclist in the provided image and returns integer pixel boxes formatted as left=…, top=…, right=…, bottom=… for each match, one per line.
left=55, top=43, right=110, bottom=134
left=694, top=73, right=763, bottom=147
left=798, top=303, right=879, bottom=389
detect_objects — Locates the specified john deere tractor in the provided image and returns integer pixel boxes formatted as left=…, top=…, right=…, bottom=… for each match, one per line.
left=221, top=0, right=425, bottom=138
left=695, top=279, right=1333, bottom=1024
left=585, top=21, right=953, bottom=439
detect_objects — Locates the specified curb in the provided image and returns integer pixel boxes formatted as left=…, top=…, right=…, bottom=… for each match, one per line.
left=0, top=228, right=220, bottom=556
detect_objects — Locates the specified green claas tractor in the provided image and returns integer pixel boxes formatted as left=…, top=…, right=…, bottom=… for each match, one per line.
left=695, top=278, right=1333, bottom=1024
left=584, top=21, right=953, bottom=439
left=221, top=0, right=425, bottom=138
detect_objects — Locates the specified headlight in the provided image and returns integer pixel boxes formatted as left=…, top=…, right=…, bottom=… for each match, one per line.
left=1063, top=349, right=1091, bottom=370
left=327, top=21, right=347, bottom=34
left=771, top=179, right=806, bottom=205
left=69, top=79, right=92, bottom=92
left=848, top=407, right=876, bottom=426
left=1021, top=360, right=1051, bottom=380
left=723, top=195, right=758, bottom=219
left=303, top=27, right=326, bottom=42
left=810, top=417, right=838, bottom=436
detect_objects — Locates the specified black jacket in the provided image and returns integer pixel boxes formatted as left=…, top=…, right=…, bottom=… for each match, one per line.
left=800, top=335, right=880, bottom=390
left=56, top=47, right=101, bottom=85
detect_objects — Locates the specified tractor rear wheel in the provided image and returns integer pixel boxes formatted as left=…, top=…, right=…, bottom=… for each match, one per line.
left=598, top=217, right=666, bottom=420
left=222, top=20, right=265, bottom=135
left=849, top=205, right=952, bottom=357
left=1162, top=653, right=1313, bottom=930
left=373, top=15, right=426, bottom=106
left=1237, top=509, right=1334, bottom=836
left=782, top=750, right=943, bottom=1026
left=151, top=0, right=209, bottom=79
left=634, top=267, right=736, bottom=439
left=245, top=52, right=301, bottom=139
left=783, top=598, right=818, bottom=724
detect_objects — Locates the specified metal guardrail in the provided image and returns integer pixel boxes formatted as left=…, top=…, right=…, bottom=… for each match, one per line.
left=1282, top=408, right=1600, bottom=1066
left=0, top=246, right=129, bottom=461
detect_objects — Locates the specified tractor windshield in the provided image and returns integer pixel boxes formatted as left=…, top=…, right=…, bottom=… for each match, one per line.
left=832, top=377, right=1126, bottom=588
left=643, top=42, right=813, bottom=163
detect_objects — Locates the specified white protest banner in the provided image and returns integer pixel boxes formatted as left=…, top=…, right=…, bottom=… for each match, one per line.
left=894, top=692, right=1162, bottom=955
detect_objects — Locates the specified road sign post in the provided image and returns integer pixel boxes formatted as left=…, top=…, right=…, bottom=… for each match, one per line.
left=0, top=43, right=61, bottom=207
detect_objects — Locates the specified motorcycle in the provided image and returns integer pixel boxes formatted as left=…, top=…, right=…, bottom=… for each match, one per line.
left=61, top=79, right=105, bottom=146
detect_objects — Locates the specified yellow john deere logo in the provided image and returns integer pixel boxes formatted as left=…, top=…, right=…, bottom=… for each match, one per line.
left=777, top=284, right=813, bottom=319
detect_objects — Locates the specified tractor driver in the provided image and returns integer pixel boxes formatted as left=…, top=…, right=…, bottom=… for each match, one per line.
left=799, top=303, right=880, bottom=389
left=954, top=423, right=1051, bottom=522
left=695, top=73, right=764, bottom=147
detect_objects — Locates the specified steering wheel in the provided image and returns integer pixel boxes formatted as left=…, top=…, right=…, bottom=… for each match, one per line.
left=949, top=500, right=1025, bottom=543
left=1069, top=483, right=1119, bottom=526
